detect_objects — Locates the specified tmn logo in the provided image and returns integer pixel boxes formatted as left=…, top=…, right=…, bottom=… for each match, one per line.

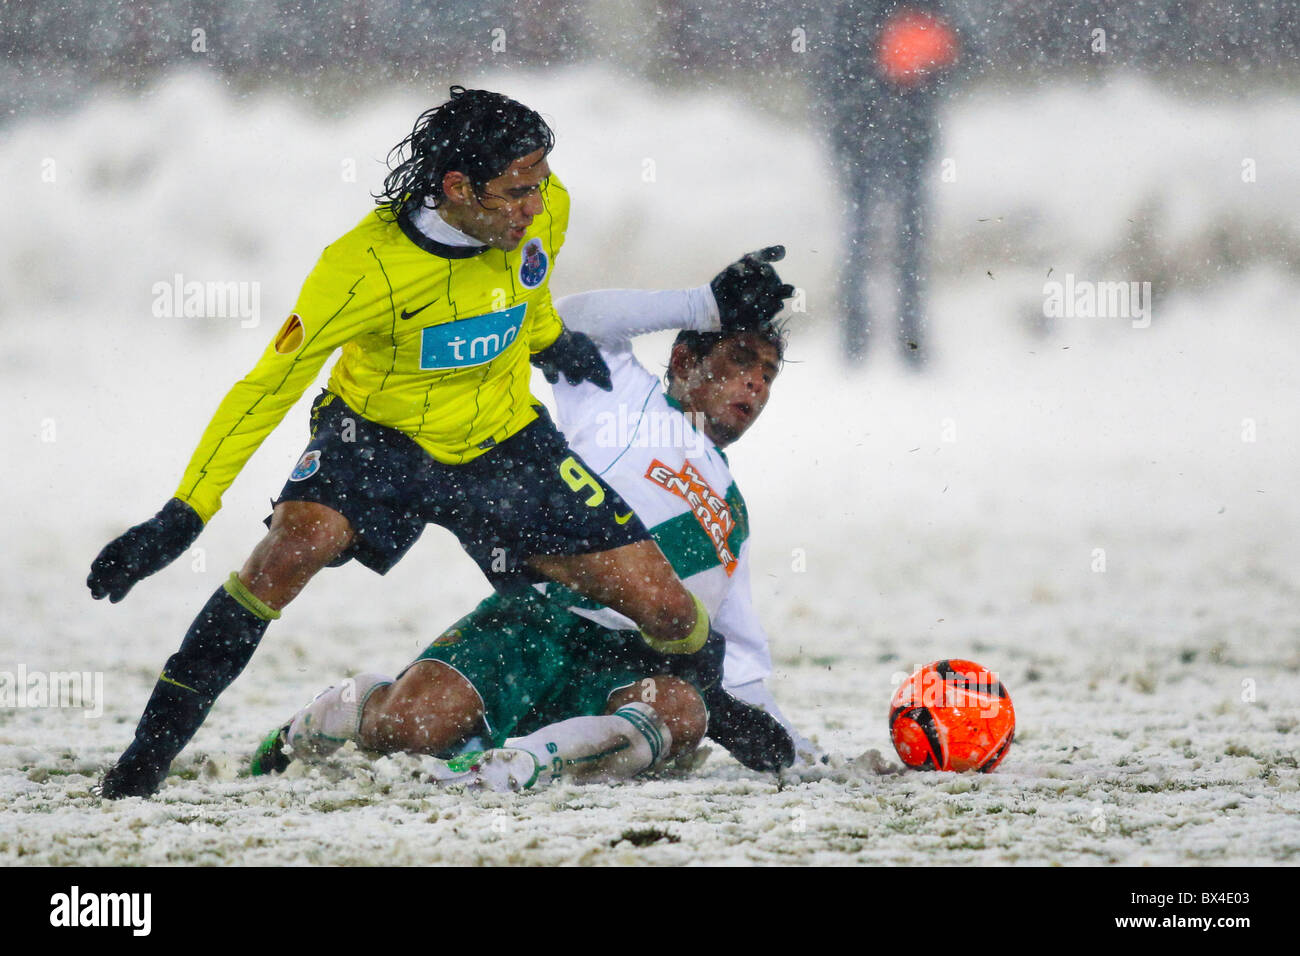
left=420, top=304, right=526, bottom=370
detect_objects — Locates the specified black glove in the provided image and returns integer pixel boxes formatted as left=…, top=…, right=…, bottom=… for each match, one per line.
left=662, top=627, right=726, bottom=694
left=531, top=329, right=612, bottom=391
left=702, top=686, right=796, bottom=773
left=87, top=498, right=205, bottom=603
left=709, top=245, right=795, bottom=333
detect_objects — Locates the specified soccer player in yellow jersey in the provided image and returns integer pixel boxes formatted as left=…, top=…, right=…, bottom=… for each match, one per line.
left=87, top=87, right=793, bottom=799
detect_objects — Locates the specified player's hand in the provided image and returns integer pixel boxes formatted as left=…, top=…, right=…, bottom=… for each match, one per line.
left=709, top=246, right=795, bottom=333
left=87, top=498, right=205, bottom=603
left=531, top=329, right=613, bottom=391
left=702, top=686, right=796, bottom=773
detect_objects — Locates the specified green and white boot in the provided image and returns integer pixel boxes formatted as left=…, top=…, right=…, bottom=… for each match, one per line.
left=249, top=673, right=392, bottom=776
left=435, top=748, right=542, bottom=792
left=250, top=725, right=292, bottom=776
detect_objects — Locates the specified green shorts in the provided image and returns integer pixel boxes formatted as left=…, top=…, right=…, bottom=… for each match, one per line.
left=406, top=589, right=674, bottom=747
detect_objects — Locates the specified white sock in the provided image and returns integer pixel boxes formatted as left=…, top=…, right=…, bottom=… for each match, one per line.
left=286, top=672, right=392, bottom=761
left=504, top=703, right=672, bottom=786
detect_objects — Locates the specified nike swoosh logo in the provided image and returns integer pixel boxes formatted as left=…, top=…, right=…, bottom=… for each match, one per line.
left=400, top=299, right=438, bottom=320
left=614, top=511, right=634, bottom=525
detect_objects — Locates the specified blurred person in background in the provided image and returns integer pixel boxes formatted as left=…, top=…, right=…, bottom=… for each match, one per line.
left=814, top=0, right=959, bottom=366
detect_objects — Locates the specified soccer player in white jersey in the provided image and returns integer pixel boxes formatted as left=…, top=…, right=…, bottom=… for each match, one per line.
left=253, top=254, right=821, bottom=789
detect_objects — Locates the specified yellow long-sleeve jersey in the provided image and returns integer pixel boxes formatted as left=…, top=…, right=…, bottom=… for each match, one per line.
left=173, top=177, right=571, bottom=523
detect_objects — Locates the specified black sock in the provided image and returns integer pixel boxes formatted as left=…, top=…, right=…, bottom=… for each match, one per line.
left=114, top=582, right=273, bottom=785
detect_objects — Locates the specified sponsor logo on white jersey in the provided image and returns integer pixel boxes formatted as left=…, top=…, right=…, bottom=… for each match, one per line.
left=645, top=458, right=738, bottom=575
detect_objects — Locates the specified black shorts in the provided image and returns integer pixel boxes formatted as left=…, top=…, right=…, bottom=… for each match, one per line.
left=272, top=391, right=651, bottom=588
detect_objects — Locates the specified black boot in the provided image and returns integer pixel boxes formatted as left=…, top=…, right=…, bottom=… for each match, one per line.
left=99, top=576, right=275, bottom=799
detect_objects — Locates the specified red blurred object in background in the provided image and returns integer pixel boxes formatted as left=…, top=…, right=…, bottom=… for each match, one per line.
left=876, top=9, right=959, bottom=86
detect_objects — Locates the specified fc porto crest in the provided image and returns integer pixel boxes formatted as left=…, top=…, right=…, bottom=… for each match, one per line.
left=518, top=237, right=549, bottom=288
left=289, top=450, right=322, bottom=482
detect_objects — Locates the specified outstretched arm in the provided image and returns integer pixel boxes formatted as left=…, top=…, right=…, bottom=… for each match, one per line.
left=89, top=250, right=368, bottom=602
left=173, top=260, right=369, bottom=522
left=555, top=245, right=791, bottom=352
left=554, top=286, right=720, bottom=352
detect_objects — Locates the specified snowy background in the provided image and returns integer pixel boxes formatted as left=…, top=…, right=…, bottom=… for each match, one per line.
left=2, top=52, right=1299, bottom=863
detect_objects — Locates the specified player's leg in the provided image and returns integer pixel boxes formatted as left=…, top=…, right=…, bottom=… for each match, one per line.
left=455, top=675, right=707, bottom=792
left=442, top=417, right=712, bottom=656
left=896, top=126, right=933, bottom=366
left=602, top=674, right=707, bottom=762
left=833, top=130, right=873, bottom=361
left=101, top=501, right=355, bottom=798
left=253, top=588, right=574, bottom=776
left=250, top=670, right=394, bottom=773
left=450, top=622, right=717, bottom=792
left=251, top=660, right=487, bottom=774
left=102, top=393, right=408, bottom=798
left=238, top=500, right=355, bottom=609
left=527, top=541, right=706, bottom=652
left=357, top=661, right=488, bottom=755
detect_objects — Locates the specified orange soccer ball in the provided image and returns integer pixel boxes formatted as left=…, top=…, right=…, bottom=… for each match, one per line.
left=888, top=659, right=1015, bottom=772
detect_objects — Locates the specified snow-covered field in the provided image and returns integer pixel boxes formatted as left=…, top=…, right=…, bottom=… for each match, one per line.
left=2, top=70, right=1298, bottom=865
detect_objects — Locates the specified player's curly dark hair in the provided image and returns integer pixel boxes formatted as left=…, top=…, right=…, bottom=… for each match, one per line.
left=666, top=322, right=790, bottom=387
left=374, top=86, right=555, bottom=221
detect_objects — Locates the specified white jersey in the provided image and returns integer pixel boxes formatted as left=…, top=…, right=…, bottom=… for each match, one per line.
left=543, top=287, right=823, bottom=766
left=544, top=287, right=769, bottom=687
